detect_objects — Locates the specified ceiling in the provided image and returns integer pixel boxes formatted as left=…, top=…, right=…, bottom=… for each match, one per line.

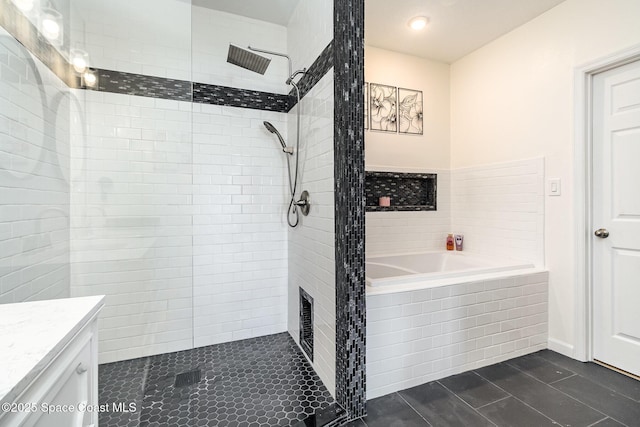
left=192, top=0, right=300, bottom=26
left=192, top=0, right=567, bottom=62
left=366, top=0, right=567, bottom=63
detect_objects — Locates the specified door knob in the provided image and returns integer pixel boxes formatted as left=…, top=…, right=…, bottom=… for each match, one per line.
left=594, top=228, right=609, bottom=238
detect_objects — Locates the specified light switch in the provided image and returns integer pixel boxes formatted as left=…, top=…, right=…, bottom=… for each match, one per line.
left=548, top=178, right=561, bottom=196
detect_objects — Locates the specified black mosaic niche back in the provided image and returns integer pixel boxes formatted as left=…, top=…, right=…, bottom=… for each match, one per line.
left=365, top=171, right=437, bottom=212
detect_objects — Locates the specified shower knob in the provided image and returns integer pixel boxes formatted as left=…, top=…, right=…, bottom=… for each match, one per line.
left=295, top=191, right=311, bottom=216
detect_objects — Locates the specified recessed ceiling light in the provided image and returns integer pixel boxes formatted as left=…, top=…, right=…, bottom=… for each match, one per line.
left=408, top=16, right=429, bottom=31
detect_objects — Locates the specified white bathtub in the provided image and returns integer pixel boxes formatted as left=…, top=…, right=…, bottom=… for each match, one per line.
left=365, top=250, right=547, bottom=399
left=366, top=251, right=534, bottom=288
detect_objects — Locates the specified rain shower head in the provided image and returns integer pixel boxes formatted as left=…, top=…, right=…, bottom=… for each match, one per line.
left=227, top=44, right=271, bottom=75
left=263, top=121, right=291, bottom=154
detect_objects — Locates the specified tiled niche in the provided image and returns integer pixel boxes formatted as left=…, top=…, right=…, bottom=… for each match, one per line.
left=365, top=171, right=437, bottom=212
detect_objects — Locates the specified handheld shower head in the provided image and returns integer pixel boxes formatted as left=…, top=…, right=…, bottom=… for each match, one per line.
left=263, top=121, right=292, bottom=154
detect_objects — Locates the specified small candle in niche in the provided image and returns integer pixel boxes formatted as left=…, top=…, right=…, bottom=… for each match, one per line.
left=379, top=196, right=391, bottom=207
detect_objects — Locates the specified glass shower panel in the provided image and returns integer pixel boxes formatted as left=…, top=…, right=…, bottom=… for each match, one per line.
left=69, top=0, right=193, bottom=363
left=190, top=2, right=289, bottom=349
left=0, top=22, right=71, bottom=304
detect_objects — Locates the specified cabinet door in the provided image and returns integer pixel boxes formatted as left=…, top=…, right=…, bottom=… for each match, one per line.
left=25, top=340, right=92, bottom=427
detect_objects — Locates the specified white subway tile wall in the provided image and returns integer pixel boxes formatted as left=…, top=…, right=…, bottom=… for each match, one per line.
left=366, top=271, right=548, bottom=399
left=69, top=90, right=194, bottom=363
left=288, top=72, right=336, bottom=396
left=192, top=102, right=289, bottom=348
left=365, top=158, right=544, bottom=268
left=0, top=27, right=70, bottom=304
left=70, top=0, right=192, bottom=81
left=366, top=170, right=451, bottom=256
left=287, top=0, right=333, bottom=73
left=69, top=90, right=291, bottom=363
left=452, top=158, right=545, bottom=266
left=192, top=7, right=289, bottom=94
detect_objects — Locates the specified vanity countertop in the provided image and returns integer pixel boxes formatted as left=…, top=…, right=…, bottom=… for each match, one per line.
left=0, top=295, right=105, bottom=406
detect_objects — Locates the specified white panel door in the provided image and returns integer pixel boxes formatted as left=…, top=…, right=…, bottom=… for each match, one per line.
left=592, top=58, right=640, bottom=376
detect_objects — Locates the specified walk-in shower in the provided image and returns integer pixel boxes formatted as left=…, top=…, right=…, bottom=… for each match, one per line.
left=227, top=44, right=310, bottom=227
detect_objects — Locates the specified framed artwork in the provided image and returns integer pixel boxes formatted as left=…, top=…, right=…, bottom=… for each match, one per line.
left=369, top=83, right=397, bottom=132
left=398, top=87, right=423, bottom=135
left=364, top=82, right=369, bottom=130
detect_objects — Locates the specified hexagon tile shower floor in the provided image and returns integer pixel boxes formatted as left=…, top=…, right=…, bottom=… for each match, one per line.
left=98, top=333, right=336, bottom=426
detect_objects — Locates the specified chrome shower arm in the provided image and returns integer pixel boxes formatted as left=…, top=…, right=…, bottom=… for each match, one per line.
left=248, top=46, right=292, bottom=79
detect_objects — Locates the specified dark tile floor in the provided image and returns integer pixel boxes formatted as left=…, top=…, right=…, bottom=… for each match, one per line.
left=344, top=350, right=640, bottom=427
left=98, top=333, right=335, bottom=427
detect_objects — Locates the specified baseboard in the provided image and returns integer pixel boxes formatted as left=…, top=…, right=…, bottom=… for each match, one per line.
left=547, top=337, right=574, bottom=357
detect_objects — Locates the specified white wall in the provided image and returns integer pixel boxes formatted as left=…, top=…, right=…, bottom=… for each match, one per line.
left=68, top=4, right=292, bottom=362
left=364, top=47, right=452, bottom=258
left=69, top=90, right=194, bottom=363
left=192, top=6, right=289, bottom=93
left=450, top=0, right=640, bottom=355
left=70, top=0, right=192, bottom=80
left=286, top=0, right=335, bottom=396
left=192, top=103, right=289, bottom=348
left=366, top=169, right=451, bottom=256
left=287, top=0, right=333, bottom=73
left=365, top=46, right=450, bottom=170
left=190, top=5, right=291, bottom=348
left=287, top=72, right=335, bottom=396
left=451, top=158, right=545, bottom=267
left=0, top=27, right=70, bottom=304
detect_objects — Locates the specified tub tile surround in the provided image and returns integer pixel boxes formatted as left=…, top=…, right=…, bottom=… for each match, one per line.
left=451, top=157, right=545, bottom=267
left=366, top=169, right=451, bottom=256
left=366, top=157, right=544, bottom=267
left=366, top=270, right=549, bottom=399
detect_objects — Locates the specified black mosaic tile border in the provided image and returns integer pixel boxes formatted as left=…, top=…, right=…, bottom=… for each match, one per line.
left=193, top=82, right=292, bottom=112
left=93, top=69, right=192, bottom=102
left=365, top=171, right=437, bottom=212
left=290, top=41, right=334, bottom=102
left=0, top=0, right=78, bottom=87
left=1, top=1, right=334, bottom=112
left=333, top=0, right=366, bottom=420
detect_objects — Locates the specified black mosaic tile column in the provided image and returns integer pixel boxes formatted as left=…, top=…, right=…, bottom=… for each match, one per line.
left=334, top=0, right=366, bottom=419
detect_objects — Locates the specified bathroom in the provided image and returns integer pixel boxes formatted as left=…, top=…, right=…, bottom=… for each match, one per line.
left=1, top=0, right=639, bottom=426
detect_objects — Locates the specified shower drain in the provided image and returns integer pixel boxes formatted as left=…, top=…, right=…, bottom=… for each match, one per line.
left=174, top=369, right=202, bottom=388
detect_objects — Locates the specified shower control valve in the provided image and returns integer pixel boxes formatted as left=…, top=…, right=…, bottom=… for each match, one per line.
left=295, top=191, right=311, bottom=216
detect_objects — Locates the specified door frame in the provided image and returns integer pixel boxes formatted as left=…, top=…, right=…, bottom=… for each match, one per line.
left=574, top=44, right=640, bottom=362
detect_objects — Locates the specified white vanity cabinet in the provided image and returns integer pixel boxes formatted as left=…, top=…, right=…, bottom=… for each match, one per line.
left=0, top=296, right=104, bottom=427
